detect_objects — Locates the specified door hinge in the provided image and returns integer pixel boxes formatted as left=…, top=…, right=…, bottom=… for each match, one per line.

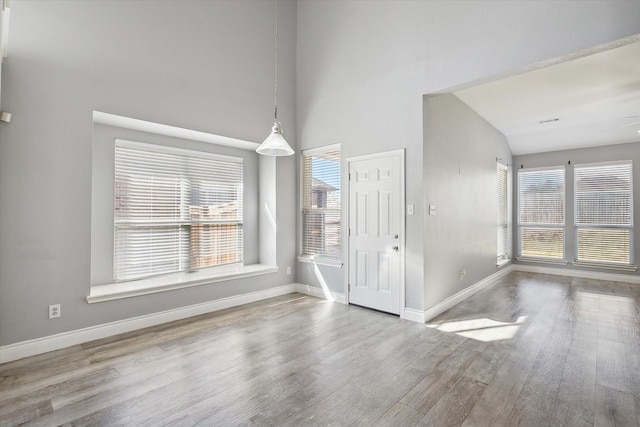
left=348, top=283, right=351, bottom=291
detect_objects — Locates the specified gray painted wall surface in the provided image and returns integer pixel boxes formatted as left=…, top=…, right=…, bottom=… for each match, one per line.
left=423, top=94, right=512, bottom=310
left=298, top=261, right=345, bottom=298
left=513, top=141, right=640, bottom=274
left=295, top=0, right=640, bottom=311
left=0, top=0, right=297, bottom=346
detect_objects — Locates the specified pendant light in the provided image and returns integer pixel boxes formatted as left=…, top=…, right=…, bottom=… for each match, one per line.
left=256, top=0, right=294, bottom=156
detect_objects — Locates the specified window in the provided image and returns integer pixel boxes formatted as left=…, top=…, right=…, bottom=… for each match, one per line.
left=497, top=163, right=510, bottom=264
left=574, top=161, right=633, bottom=265
left=114, top=139, right=243, bottom=282
left=302, top=145, right=341, bottom=262
left=518, top=166, right=565, bottom=260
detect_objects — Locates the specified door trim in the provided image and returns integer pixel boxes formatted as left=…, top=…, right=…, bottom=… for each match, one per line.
left=345, top=149, right=406, bottom=318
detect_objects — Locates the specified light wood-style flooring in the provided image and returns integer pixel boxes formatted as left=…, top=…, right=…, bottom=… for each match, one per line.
left=1, top=271, right=639, bottom=426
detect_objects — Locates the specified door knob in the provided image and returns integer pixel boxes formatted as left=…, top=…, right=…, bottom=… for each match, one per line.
left=392, top=246, right=399, bottom=252
left=394, top=234, right=399, bottom=239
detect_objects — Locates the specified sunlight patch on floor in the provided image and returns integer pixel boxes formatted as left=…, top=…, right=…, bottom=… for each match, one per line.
left=427, top=315, right=528, bottom=342
left=267, top=296, right=308, bottom=308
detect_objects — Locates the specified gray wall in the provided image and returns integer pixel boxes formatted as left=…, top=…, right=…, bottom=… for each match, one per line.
left=298, top=261, right=345, bottom=298
left=513, top=141, right=640, bottom=274
left=0, top=0, right=297, bottom=346
left=423, top=94, right=512, bottom=310
left=295, top=0, right=640, bottom=311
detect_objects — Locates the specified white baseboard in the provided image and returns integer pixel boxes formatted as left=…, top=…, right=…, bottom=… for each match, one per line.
left=404, top=308, right=426, bottom=323
left=513, top=264, right=640, bottom=284
left=422, top=265, right=515, bottom=323
left=0, top=284, right=297, bottom=364
left=294, top=283, right=346, bottom=304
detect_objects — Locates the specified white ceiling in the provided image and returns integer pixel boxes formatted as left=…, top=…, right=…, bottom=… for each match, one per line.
left=454, top=39, right=640, bottom=156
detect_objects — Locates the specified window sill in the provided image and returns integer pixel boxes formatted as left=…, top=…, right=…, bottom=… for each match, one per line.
left=515, top=257, right=569, bottom=266
left=87, top=264, right=279, bottom=303
left=571, top=261, right=637, bottom=272
left=297, top=256, right=343, bottom=268
left=496, top=258, right=511, bottom=268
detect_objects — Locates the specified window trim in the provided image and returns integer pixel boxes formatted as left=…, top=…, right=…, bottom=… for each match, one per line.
left=299, top=143, right=342, bottom=266
left=516, top=165, right=566, bottom=263
left=90, top=112, right=279, bottom=303
left=573, top=159, right=635, bottom=268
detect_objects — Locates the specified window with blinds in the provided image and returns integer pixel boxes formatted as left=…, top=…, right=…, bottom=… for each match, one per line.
left=574, top=161, right=633, bottom=265
left=497, top=163, right=510, bottom=263
left=114, top=139, right=243, bottom=282
left=302, top=146, right=341, bottom=261
left=518, top=166, right=565, bottom=260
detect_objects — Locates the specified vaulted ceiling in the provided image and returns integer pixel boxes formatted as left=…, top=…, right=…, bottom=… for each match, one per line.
left=455, top=38, right=640, bottom=155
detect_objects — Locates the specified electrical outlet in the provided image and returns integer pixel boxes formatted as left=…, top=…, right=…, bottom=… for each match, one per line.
left=49, top=304, right=61, bottom=319
left=286, top=266, right=291, bottom=275
left=459, top=269, right=466, bottom=280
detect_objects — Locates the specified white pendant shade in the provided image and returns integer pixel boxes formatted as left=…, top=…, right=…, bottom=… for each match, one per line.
left=257, top=0, right=294, bottom=157
left=256, top=120, right=294, bottom=156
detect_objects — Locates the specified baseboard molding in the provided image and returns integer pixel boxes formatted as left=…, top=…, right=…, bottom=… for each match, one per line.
left=423, top=265, right=515, bottom=323
left=294, top=283, right=346, bottom=304
left=403, top=308, right=426, bottom=323
left=513, top=263, right=640, bottom=284
left=0, top=284, right=297, bottom=364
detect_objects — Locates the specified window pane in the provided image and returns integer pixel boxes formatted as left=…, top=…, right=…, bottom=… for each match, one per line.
left=518, top=167, right=565, bottom=260
left=114, top=225, right=188, bottom=281
left=190, top=223, right=243, bottom=269
left=520, top=227, right=564, bottom=259
left=190, top=181, right=243, bottom=221
left=574, top=161, right=632, bottom=265
left=303, top=210, right=341, bottom=258
left=519, top=168, right=564, bottom=225
left=114, top=140, right=243, bottom=281
left=577, top=228, right=630, bottom=264
left=302, top=147, right=341, bottom=259
left=115, top=175, right=183, bottom=221
left=575, top=163, right=632, bottom=226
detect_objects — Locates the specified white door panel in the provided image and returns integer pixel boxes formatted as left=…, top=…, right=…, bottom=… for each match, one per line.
left=348, top=153, right=403, bottom=315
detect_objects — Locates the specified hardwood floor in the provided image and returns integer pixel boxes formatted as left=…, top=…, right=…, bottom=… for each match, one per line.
left=1, top=271, right=639, bottom=426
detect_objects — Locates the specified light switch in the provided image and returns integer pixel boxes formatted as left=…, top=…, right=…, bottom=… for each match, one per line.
left=407, top=204, right=415, bottom=215
left=429, top=205, right=436, bottom=215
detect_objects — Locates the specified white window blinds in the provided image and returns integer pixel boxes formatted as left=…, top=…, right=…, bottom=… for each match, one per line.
left=497, top=163, right=509, bottom=262
left=302, top=147, right=341, bottom=260
left=574, top=161, right=632, bottom=265
left=518, top=167, right=565, bottom=260
left=114, top=140, right=243, bottom=281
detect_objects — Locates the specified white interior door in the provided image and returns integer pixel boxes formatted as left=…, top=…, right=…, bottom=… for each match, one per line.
left=348, top=151, right=403, bottom=315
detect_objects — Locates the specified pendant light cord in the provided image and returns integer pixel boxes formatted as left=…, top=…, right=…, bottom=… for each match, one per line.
left=273, top=0, right=279, bottom=122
